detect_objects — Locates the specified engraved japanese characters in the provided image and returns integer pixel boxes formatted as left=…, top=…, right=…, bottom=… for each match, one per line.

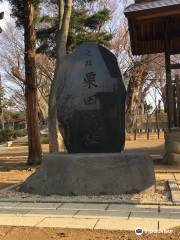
left=56, top=43, right=126, bottom=153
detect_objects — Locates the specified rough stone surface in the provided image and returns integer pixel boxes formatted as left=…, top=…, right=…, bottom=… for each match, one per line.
left=20, top=152, right=155, bottom=196
left=56, top=42, right=126, bottom=153
left=164, top=129, right=180, bottom=164
left=164, top=153, right=180, bottom=165
left=164, top=128, right=180, bottom=143
left=166, top=142, right=180, bottom=154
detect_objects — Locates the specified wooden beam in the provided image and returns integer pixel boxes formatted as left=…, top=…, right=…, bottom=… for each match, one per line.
left=125, top=4, right=180, bottom=20
left=136, top=8, right=180, bottom=20
left=173, top=85, right=177, bottom=127
left=175, top=75, right=180, bottom=127
left=170, top=64, right=180, bottom=70
left=128, top=19, right=138, bottom=56
left=165, top=24, right=175, bottom=129
left=137, top=32, right=180, bottom=42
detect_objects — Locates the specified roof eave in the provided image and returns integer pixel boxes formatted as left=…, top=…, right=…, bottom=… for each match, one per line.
left=125, top=4, right=180, bottom=20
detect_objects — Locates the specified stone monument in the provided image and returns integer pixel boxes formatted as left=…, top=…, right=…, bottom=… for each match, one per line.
left=20, top=43, right=155, bottom=196
left=56, top=42, right=126, bottom=153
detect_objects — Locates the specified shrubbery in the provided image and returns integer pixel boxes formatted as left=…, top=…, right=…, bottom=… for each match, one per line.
left=14, top=129, right=27, bottom=138
left=0, top=129, right=14, bottom=143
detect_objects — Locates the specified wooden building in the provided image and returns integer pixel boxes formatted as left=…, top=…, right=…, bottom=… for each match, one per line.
left=124, top=0, right=180, bottom=128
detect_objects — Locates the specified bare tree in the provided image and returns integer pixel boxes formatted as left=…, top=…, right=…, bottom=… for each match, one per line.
left=111, top=16, right=167, bottom=132
left=0, top=22, right=51, bottom=119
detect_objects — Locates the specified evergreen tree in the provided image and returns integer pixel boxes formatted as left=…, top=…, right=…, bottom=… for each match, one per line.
left=8, top=0, right=113, bottom=154
left=8, top=0, right=42, bottom=165
left=37, top=0, right=113, bottom=58
left=8, top=1, right=41, bottom=27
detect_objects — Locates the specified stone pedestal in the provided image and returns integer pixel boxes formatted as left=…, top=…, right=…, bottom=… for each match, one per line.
left=20, top=152, right=155, bottom=196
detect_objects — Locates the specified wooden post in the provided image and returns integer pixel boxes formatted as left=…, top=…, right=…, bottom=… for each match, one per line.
left=146, top=113, right=148, bottom=133
left=134, top=129, right=137, bottom=141
left=147, top=128, right=150, bottom=140
left=165, top=25, right=174, bottom=129
left=173, top=85, right=177, bottom=126
left=175, top=75, right=180, bottom=127
left=157, top=128, right=160, bottom=139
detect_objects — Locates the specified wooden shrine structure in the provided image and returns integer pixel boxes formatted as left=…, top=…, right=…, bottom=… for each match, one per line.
left=124, top=0, right=180, bottom=129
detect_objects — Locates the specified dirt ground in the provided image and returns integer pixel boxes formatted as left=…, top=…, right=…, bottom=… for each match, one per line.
left=0, top=226, right=180, bottom=240
left=0, top=137, right=179, bottom=239
left=0, top=137, right=165, bottom=170
left=0, top=138, right=177, bottom=202
left=125, top=136, right=165, bottom=156
left=0, top=138, right=166, bottom=188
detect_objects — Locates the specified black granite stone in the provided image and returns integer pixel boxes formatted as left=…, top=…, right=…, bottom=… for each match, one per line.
left=56, top=42, right=126, bottom=153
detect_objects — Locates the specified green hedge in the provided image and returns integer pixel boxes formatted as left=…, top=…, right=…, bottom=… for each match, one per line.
left=0, top=129, right=14, bottom=143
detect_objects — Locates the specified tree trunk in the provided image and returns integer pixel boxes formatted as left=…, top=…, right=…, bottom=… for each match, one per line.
left=48, top=0, right=72, bottom=153
left=0, top=75, right=3, bottom=129
left=125, top=58, right=149, bottom=132
left=48, top=85, right=60, bottom=152
left=37, top=89, right=48, bottom=120
left=24, top=1, right=42, bottom=165
left=125, top=76, right=140, bottom=132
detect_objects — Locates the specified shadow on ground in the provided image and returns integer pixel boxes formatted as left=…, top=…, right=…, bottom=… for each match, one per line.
left=0, top=145, right=49, bottom=171
left=0, top=159, right=28, bottom=172
left=0, top=141, right=165, bottom=171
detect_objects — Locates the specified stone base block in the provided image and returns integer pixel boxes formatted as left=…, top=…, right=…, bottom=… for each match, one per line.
left=166, top=142, right=180, bottom=154
left=20, top=152, right=155, bottom=196
left=165, top=128, right=180, bottom=143
left=163, top=153, right=180, bottom=165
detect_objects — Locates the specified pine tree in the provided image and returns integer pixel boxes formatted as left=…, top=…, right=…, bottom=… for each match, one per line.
left=37, top=0, right=113, bottom=58
left=8, top=0, right=113, bottom=153
left=8, top=0, right=42, bottom=165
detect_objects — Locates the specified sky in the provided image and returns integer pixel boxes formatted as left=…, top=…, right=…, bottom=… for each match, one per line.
left=0, top=1, right=16, bottom=99
left=0, top=0, right=160, bottom=110
left=0, top=0, right=134, bottom=29
left=0, top=1, right=12, bottom=30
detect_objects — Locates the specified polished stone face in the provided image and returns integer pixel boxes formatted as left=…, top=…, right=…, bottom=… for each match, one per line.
left=56, top=42, right=126, bottom=153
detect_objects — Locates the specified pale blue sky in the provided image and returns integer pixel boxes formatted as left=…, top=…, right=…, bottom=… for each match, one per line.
left=0, top=0, right=159, bottom=109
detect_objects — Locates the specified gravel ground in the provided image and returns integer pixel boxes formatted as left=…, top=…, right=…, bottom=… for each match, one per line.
left=0, top=141, right=173, bottom=203
left=0, top=169, right=171, bottom=203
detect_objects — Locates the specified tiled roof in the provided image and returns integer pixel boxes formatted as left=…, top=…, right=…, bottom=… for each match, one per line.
left=125, top=0, right=180, bottom=13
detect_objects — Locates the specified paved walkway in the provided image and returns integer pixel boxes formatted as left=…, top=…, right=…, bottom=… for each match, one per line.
left=0, top=142, right=179, bottom=232
left=0, top=202, right=179, bottom=231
